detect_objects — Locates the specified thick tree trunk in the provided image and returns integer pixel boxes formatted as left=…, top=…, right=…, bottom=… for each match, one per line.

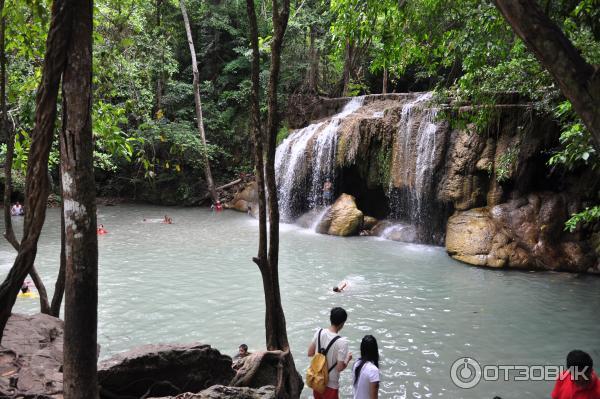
left=494, top=0, right=600, bottom=150
left=179, top=0, right=218, bottom=204
left=60, top=0, right=98, bottom=397
left=0, top=0, right=72, bottom=340
left=306, top=25, right=319, bottom=93
left=246, top=0, right=302, bottom=397
left=341, top=41, right=353, bottom=97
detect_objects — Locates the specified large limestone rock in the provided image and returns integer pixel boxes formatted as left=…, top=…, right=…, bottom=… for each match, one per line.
left=317, top=194, right=363, bottom=236
left=446, top=193, right=597, bottom=271
left=227, top=182, right=258, bottom=217
left=0, top=313, right=64, bottom=398
left=98, top=343, right=235, bottom=398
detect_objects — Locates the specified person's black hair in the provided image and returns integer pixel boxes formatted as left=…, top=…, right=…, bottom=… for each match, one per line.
left=330, top=307, right=347, bottom=326
left=567, top=350, right=593, bottom=372
left=239, top=344, right=248, bottom=351
left=354, top=335, right=379, bottom=386
left=333, top=287, right=340, bottom=292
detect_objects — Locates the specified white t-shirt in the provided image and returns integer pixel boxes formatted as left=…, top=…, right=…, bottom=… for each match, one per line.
left=352, top=360, right=380, bottom=399
left=311, top=328, right=349, bottom=389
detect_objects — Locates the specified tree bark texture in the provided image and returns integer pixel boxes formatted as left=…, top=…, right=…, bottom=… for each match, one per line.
left=247, top=0, right=302, bottom=397
left=0, top=0, right=73, bottom=340
left=60, top=0, right=98, bottom=397
left=180, top=0, right=218, bottom=203
left=50, top=196, right=67, bottom=317
left=494, top=0, right=600, bottom=149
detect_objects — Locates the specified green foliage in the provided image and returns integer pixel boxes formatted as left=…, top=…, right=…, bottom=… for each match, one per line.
left=496, top=147, right=519, bottom=183
left=376, top=144, right=391, bottom=186
left=565, top=206, right=600, bottom=232
left=276, top=125, right=289, bottom=145
left=548, top=100, right=597, bottom=170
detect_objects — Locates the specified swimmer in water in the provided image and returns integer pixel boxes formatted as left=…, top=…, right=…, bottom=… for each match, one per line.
left=333, top=280, right=348, bottom=293
left=162, top=215, right=173, bottom=224
left=21, top=282, right=30, bottom=294
left=97, top=224, right=108, bottom=234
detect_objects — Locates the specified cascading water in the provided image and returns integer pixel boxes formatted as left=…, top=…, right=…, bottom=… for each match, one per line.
left=388, top=92, right=446, bottom=242
left=275, top=96, right=365, bottom=220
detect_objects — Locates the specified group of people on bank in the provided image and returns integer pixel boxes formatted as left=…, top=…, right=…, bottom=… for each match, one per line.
left=307, top=307, right=379, bottom=399
left=305, top=307, right=599, bottom=399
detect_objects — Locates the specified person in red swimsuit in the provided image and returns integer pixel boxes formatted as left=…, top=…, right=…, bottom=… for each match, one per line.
left=97, top=224, right=108, bottom=234
left=552, top=350, right=600, bottom=399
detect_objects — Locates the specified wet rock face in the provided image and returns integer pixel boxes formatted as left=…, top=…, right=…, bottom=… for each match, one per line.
left=446, top=193, right=598, bottom=272
left=316, top=194, right=364, bottom=236
left=0, top=313, right=64, bottom=398
left=227, top=181, right=259, bottom=217
left=98, top=343, right=235, bottom=398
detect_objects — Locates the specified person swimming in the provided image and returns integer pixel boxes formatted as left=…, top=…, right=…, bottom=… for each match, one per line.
left=21, top=281, right=29, bottom=294
left=162, top=215, right=173, bottom=224
left=97, top=224, right=108, bottom=234
left=333, top=280, right=348, bottom=293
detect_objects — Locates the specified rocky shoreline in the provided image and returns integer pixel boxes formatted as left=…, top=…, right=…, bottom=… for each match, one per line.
left=0, top=314, right=285, bottom=399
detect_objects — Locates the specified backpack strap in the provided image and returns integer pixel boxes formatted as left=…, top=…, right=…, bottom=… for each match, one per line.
left=321, top=335, right=341, bottom=373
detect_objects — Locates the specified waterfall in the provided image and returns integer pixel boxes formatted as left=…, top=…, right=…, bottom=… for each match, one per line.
left=275, top=96, right=365, bottom=220
left=389, top=92, right=444, bottom=240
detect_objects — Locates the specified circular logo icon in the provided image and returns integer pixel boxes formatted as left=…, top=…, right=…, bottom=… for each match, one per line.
left=450, top=357, right=482, bottom=389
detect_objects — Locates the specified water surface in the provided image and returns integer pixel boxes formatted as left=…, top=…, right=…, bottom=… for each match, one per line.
left=2, top=205, right=599, bottom=398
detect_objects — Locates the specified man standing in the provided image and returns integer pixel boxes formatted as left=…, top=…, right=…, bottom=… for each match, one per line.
left=308, top=307, right=353, bottom=399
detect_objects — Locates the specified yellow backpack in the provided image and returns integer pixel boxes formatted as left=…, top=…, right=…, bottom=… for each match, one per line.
left=306, top=329, right=341, bottom=394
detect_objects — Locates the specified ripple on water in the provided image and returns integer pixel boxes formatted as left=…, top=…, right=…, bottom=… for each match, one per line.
left=1, top=206, right=600, bottom=398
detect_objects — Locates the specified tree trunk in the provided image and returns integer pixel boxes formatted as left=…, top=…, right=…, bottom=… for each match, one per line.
left=246, top=0, right=302, bottom=397
left=1, top=9, right=51, bottom=314
left=305, top=25, right=318, bottom=93
left=341, top=40, right=353, bottom=96
left=155, top=0, right=163, bottom=114
left=179, top=0, right=218, bottom=204
left=382, top=67, right=388, bottom=94
left=60, top=0, right=98, bottom=397
left=0, top=0, right=72, bottom=340
left=494, top=0, right=600, bottom=150
left=50, top=194, right=67, bottom=317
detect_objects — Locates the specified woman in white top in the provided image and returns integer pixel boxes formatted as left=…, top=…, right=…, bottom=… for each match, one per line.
left=353, top=335, right=380, bottom=399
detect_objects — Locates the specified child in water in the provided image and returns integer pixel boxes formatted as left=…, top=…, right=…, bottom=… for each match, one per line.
left=333, top=280, right=348, bottom=293
left=97, top=224, right=108, bottom=234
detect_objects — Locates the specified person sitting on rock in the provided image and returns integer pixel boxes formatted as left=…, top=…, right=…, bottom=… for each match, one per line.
left=232, top=344, right=251, bottom=370
left=552, top=350, right=600, bottom=399
left=233, top=344, right=250, bottom=361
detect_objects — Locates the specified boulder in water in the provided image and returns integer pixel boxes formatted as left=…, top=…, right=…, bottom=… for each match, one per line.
left=98, top=343, right=235, bottom=398
left=446, top=194, right=597, bottom=271
left=227, top=182, right=258, bottom=216
left=316, top=194, right=363, bottom=236
left=362, top=216, right=378, bottom=230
